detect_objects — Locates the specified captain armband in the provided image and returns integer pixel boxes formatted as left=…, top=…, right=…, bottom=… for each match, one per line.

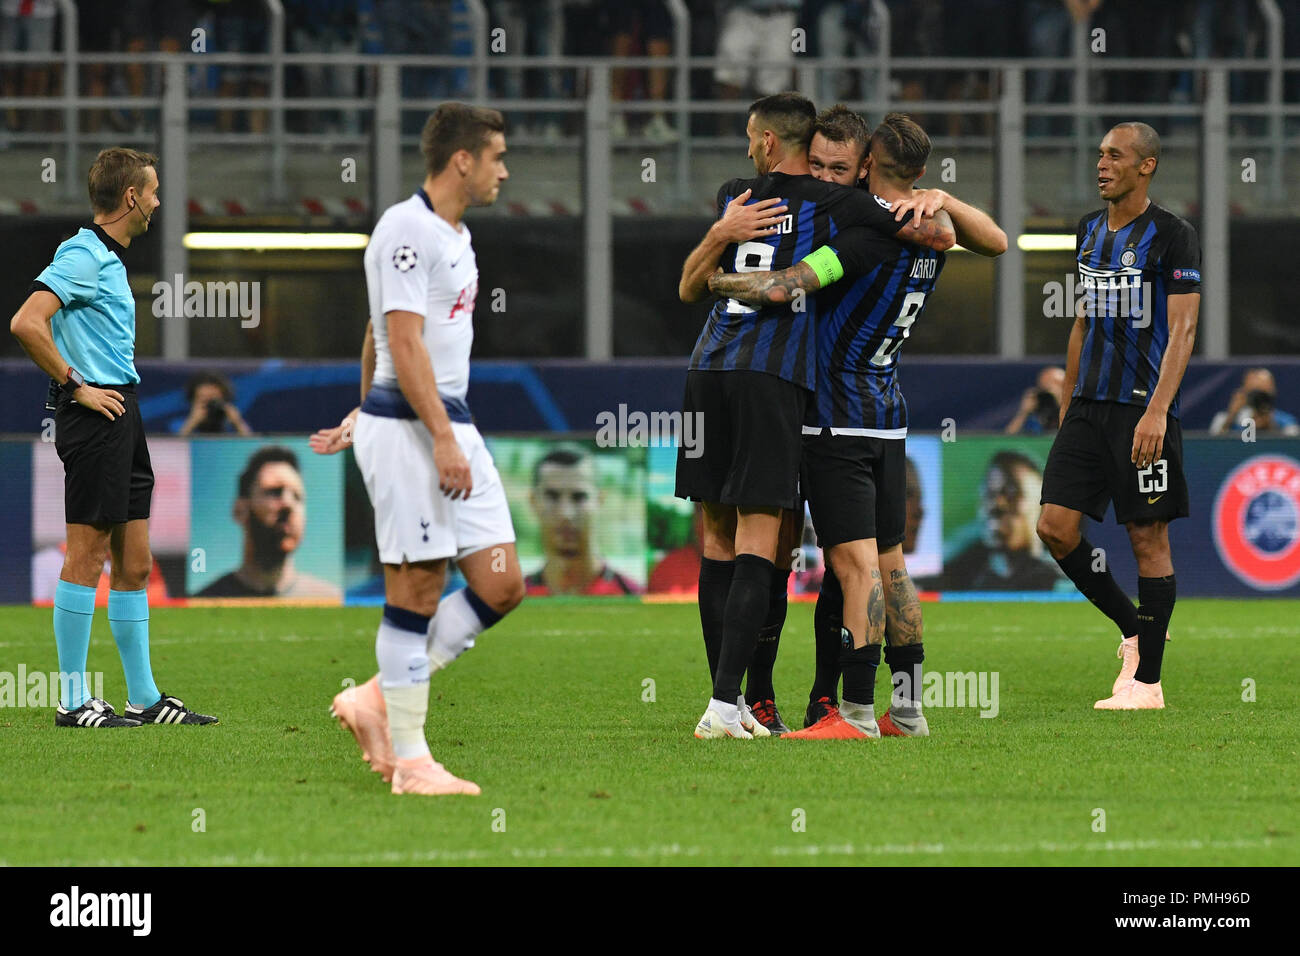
left=801, top=246, right=845, bottom=288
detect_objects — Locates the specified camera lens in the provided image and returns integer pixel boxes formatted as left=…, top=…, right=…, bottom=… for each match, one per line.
left=1247, top=390, right=1274, bottom=412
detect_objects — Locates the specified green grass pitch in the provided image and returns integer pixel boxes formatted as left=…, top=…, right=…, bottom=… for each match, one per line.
left=1, top=599, right=1296, bottom=866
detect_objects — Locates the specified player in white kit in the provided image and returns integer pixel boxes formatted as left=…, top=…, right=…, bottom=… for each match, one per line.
left=311, top=104, right=524, bottom=796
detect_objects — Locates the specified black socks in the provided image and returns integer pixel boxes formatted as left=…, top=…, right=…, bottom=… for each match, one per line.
left=1055, top=539, right=1174, bottom=684
left=697, top=557, right=734, bottom=681
left=1133, top=574, right=1175, bottom=684
left=1054, top=538, right=1141, bottom=638
left=839, top=634, right=881, bottom=707
left=884, top=642, right=924, bottom=709
left=712, top=553, right=775, bottom=703
left=745, top=569, right=789, bottom=705
left=811, top=564, right=844, bottom=704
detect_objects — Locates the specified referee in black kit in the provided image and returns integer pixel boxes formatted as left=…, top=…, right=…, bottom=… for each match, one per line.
left=10, top=147, right=216, bottom=728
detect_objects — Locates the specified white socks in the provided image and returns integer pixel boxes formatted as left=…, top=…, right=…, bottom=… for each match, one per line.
left=840, top=699, right=873, bottom=722
left=376, top=612, right=430, bottom=760
left=427, top=587, right=497, bottom=671
left=382, top=685, right=431, bottom=760
left=710, top=698, right=739, bottom=723
left=375, top=589, right=505, bottom=759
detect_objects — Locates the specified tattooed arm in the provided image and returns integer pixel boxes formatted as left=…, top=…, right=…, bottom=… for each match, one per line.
left=707, top=260, right=822, bottom=307
left=708, top=207, right=955, bottom=308
left=899, top=208, right=956, bottom=252
left=706, top=237, right=856, bottom=307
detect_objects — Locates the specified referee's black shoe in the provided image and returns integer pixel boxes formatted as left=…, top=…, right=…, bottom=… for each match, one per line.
left=804, top=695, right=838, bottom=729
left=55, top=698, right=143, bottom=728
left=125, top=692, right=218, bottom=725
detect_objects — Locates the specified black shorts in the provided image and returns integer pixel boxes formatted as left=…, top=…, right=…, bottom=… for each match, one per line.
left=801, top=431, right=907, bottom=550
left=675, top=369, right=807, bottom=510
left=55, top=383, right=154, bottom=526
left=1041, top=397, right=1188, bottom=525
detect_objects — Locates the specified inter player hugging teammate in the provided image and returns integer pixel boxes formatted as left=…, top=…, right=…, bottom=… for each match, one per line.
left=703, top=108, right=1006, bottom=739
left=675, top=93, right=959, bottom=739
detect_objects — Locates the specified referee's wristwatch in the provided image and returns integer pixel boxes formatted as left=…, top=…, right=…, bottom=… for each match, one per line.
left=61, top=366, right=85, bottom=397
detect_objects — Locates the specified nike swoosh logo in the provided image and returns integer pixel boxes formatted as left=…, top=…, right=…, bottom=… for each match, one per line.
left=1147, top=495, right=1163, bottom=504
left=450, top=252, right=466, bottom=268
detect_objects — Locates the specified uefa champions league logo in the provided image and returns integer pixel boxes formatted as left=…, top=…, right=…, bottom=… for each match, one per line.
left=1243, top=490, right=1297, bottom=554
left=1213, top=455, right=1300, bottom=590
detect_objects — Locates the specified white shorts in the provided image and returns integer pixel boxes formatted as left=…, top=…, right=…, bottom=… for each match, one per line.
left=353, top=413, right=515, bottom=564
left=713, top=7, right=797, bottom=95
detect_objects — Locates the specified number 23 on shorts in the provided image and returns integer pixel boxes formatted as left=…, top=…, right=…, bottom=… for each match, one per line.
left=1137, top=459, right=1168, bottom=497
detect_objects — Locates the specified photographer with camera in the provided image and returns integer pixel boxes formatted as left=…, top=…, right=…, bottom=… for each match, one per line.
left=1005, top=365, right=1067, bottom=435
left=179, top=371, right=253, bottom=436
left=1209, top=367, right=1300, bottom=437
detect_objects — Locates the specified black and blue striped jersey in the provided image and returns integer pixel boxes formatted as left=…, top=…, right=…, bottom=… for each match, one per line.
left=1074, top=202, right=1201, bottom=418
left=689, top=172, right=909, bottom=391
left=807, top=225, right=946, bottom=432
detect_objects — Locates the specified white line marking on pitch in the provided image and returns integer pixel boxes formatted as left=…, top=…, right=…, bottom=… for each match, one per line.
left=14, top=836, right=1279, bottom=868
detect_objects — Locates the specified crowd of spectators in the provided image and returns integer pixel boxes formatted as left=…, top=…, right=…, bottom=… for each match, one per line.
left=1, top=0, right=1296, bottom=138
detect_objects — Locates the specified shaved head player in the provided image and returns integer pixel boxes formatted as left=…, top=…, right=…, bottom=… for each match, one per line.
left=1036, top=122, right=1200, bottom=710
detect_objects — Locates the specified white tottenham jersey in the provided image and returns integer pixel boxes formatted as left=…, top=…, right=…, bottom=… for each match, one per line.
left=365, top=190, right=478, bottom=401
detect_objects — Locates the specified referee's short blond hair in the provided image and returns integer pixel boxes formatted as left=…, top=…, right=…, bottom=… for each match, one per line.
left=88, top=147, right=157, bottom=214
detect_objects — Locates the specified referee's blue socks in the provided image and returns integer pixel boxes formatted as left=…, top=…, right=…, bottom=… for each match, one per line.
left=53, top=580, right=96, bottom=710
left=108, top=588, right=160, bottom=709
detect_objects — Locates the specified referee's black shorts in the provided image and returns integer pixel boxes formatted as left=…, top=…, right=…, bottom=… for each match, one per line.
left=55, top=383, right=154, bottom=525
left=801, top=431, right=907, bottom=550
left=1041, top=396, right=1189, bottom=525
left=674, top=369, right=807, bottom=510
